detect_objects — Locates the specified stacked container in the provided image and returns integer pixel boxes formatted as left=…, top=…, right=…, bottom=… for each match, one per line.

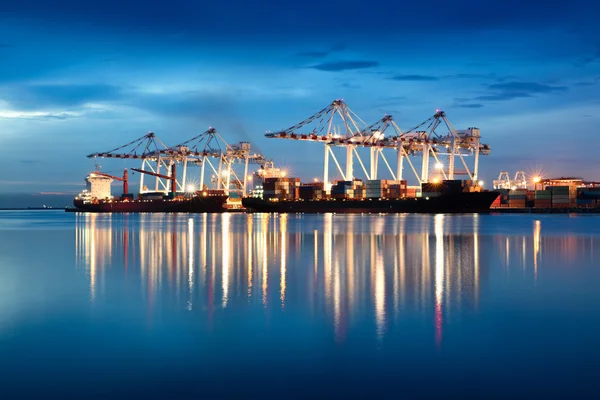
left=387, top=180, right=407, bottom=198
left=364, top=180, right=406, bottom=199
left=577, top=187, right=600, bottom=207
left=366, top=180, right=386, bottom=199
left=300, top=181, right=325, bottom=200
left=330, top=180, right=365, bottom=199
left=534, top=190, right=552, bottom=208
left=263, top=177, right=300, bottom=200
left=549, top=186, right=570, bottom=208
left=508, top=189, right=527, bottom=208
left=406, top=186, right=420, bottom=198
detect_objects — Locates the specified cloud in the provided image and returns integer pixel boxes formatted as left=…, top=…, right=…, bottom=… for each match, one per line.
left=575, top=43, right=600, bottom=66
left=308, top=60, right=379, bottom=72
left=455, top=103, right=484, bottom=109
left=0, top=110, right=83, bottom=120
left=487, top=82, right=568, bottom=93
left=472, top=81, right=568, bottom=102
left=475, top=93, right=533, bottom=101
left=297, top=43, right=347, bottom=58
left=0, top=83, right=123, bottom=110
left=340, top=82, right=361, bottom=89
left=297, top=51, right=329, bottom=58
left=574, top=77, right=600, bottom=86
left=390, top=74, right=438, bottom=81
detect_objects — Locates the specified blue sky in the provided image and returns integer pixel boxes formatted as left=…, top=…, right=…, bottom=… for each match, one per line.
left=0, top=0, right=599, bottom=193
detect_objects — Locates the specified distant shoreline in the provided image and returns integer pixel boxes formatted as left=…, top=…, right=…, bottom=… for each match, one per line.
left=0, top=207, right=67, bottom=211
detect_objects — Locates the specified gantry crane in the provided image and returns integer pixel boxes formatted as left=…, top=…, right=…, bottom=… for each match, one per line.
left=384, top=110, right=490, bottom=183
left=513, top=171, right=527, bottom=189
left=493, top=171, right=512, bottom=189
left=493, top=171, right=528, bottom=190
left=151, top=128, right=267, bottom=196
left=87, top=128, right=269, bottom=197
left=264, top=100, right=491, bottom=189
left=265, top=99, right=368, bottom=187
left=88, top=132, right=174, bottom=194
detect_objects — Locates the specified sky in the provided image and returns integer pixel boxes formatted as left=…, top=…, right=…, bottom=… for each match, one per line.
left=0, top=0, right=599, bottom=196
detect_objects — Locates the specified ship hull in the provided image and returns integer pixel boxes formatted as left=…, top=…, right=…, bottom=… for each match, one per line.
left=242, top=191, right=501, bottom=214
left=73, top=195, right=228, bottom=213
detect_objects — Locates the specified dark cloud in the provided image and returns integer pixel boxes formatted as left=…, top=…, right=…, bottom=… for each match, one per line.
left=297, top=43, right=347, bottom=59
left=388, top=73, right=515, bottom=83
left=574, top=77, right=600, bottom=86
left=297, top=51, right=329, bottom=58
left=309, top=60, right=379, bottom=72
left=391, top=74, right=438, bottom=81
left=132, top=91, right=231, bottom=119
left=472, top=81, right=568, bottom=102
left=455, top=103, right=484, bottom=109
left=575, top=43, right=600, bottom=66
left=2, top=0, right=596, bottom=39
left=340, top=82, right=361, bottom=89
left=0, top=83, right=123, bottom=110
left=475, top=93, right=533, bottom=101
left=487, top=82, right=568, bottom=93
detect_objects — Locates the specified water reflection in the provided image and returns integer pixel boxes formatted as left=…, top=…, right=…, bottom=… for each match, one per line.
left=74, top=213, right=597, bottom=345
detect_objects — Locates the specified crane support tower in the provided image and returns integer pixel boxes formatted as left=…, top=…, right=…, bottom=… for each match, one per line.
left=88, top=128, right=270, bottom=198
left=493, top=171, right=512, bottom=189
left=152, top=128, right=267, bottom=197
left=264, top=100, right=491, bottom=192
left=87, top=132, right=174, bottom=194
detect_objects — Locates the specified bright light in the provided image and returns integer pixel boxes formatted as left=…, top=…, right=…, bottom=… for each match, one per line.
left=202, top=191, right=208, bottom=196
left=313, top=178, right=318, bottom=182
left=280, top=171, right=287, bottom=177
left=186, top=184, right=196, bottom=193
left=221, top=169, right=230, bottom=178
left=478, top=180, right=484, bottom=186
left=533, top=176, right=541, bottom=184
left=435, top=162, right=444, bottom=170
left=247, top=175, right=253, bottom=182
left=432, top=178, right=440, bottom=184
left=511, top=186, right=517, bottom=191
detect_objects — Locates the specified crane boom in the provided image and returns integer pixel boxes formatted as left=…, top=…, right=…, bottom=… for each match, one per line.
left=131, top=164, right=176, bottom=194
left=131, top=168, right=173, bottom=180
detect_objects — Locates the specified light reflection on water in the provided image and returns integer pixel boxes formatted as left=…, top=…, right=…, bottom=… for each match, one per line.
left=72, top=212, right=583, bottom=346
left=2, top=211, right=600, bottom=396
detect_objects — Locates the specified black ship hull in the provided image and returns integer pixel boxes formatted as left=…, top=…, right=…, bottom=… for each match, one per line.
left=242, top=191, right=501, bottom=214
left=73, top=195, right=228, bottom=213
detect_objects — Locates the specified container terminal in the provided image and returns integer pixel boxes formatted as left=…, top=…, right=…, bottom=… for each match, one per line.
left=489, top=172, right=600, bottom=213
left=69, top=99, right=596, bottom=214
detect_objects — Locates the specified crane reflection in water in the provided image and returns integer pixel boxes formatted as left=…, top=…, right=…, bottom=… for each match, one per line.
left=74, top=212, right=593, bottom=346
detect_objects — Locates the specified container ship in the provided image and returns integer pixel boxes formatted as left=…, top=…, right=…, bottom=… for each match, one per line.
left=242, top=174, right=500, bottom=214
left=71, top=166, right=227, bottom=213
left=490, top=174, right=600, bottom=212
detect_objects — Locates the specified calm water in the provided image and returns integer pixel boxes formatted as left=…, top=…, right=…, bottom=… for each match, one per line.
left=1, top=210, right=599, bottom=397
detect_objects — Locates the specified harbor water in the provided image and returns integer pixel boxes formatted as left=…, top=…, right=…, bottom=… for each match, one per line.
left=0, top=211, right=599, bottom=397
